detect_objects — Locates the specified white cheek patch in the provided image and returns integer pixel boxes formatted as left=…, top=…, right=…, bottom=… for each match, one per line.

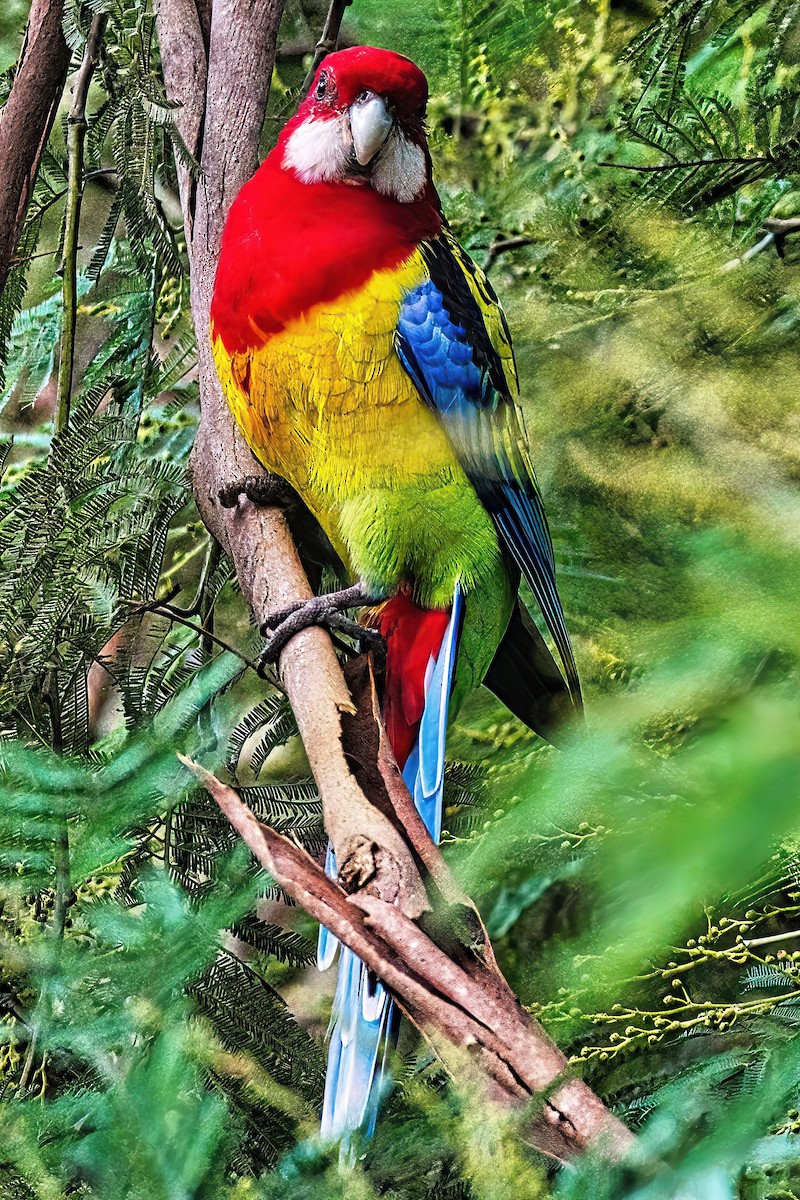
left=371, top=132, right=426, bottom=204
left=283, top=115, right=350, bottom=184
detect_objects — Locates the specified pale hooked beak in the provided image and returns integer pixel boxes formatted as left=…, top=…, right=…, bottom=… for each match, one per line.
left=349, top=91, right=393, bottom=166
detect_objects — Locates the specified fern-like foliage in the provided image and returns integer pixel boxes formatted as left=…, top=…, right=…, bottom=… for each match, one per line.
left=615, top=0, right=800, bottom=219
left=442, top=759, right=490, bottom=837
left=0, top=0, right=194, bottom=381
left=742, top=964, right=797, bottom=992
left=0, top=401, right=186, bottom=749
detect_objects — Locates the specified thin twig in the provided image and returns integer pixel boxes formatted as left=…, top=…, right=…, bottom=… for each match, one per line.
left=118, top=596, right=267, bottom=676
left=722, top=231, right=774, bottom=271
left=85, top=167, right=119, bottom=184
left=299, top=0, right=353, bottom=97
left=198, top=545, right=220, bottom=663
left=55, top=14, right=107, bottom=435
left=546, top=212, right=800, bottom=334
left=743, top=929, right=800, bottom=950
left=599, top=153, right=771, bottom=173
left=161, top=540, right=221, bottom=619
left=484, top=235, right=534, bottom=273
left=11, top=244, right=83, bottom=265
left=42, top=671, right=70, bottom=939
left=17, top=1026, right=39, bottom=1095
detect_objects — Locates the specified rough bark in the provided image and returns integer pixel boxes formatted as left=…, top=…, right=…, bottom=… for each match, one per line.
left=181, top=750, right=634, bottom=1164
left=155, top=0, right=634, bottom=1163
left=155, top=0, right=427, bottom=920
left=0, top=0, right=71, bottom=296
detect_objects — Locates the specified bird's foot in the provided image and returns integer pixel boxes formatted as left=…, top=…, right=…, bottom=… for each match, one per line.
left=258, top=582, right=385, bottom=665
left=218, top=473, right=295, bottom=510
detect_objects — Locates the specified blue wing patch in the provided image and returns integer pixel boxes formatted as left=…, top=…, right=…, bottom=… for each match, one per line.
left=396, top=242, right=582, bottom=708
left=397, top=278, right=489, bottom=414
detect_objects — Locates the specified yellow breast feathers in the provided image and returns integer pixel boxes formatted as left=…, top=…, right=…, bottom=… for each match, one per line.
left=211, top=249, right=463, bottom=511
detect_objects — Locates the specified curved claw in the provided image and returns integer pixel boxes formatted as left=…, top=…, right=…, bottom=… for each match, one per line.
left=260, top=582, right=383, bottom=634
left=257, top=584, right=386, bottom=665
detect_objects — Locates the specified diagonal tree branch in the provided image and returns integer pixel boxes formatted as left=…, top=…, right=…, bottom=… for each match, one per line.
left=0, top=0, right=71, bottom=298
left=180, top=749, right=634, bottom=1164
left=155, top=0, right=635, bottom=1164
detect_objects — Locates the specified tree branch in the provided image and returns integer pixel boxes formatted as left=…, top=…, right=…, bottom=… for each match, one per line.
left=0, top=0, right=71, bottom=297
left=300, top=0, right=354, bottom=97
left=722, top=217, right=800, bottom=271
left=155, top=0, right=634, bottom=1162
left=484, top=234, right=534, bottom=273
left=599, top=153, right=772, bottom=173
left=153, top=0, right=208, bottom=248
left=155, top=0, right=428, bottom=921
left=180, top=747, right=634, bottom=1164
left=56, top=14, right=107, bottom=434
left=763, top=216, right=800, bottom=259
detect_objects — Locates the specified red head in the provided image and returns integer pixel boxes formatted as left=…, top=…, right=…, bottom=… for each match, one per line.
left=211, top=47, right=441, bottom=354
left=280, top=46, right=432, bottom=204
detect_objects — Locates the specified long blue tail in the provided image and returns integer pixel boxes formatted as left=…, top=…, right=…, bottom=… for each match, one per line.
left=317, top=586, right=464, bottom=1147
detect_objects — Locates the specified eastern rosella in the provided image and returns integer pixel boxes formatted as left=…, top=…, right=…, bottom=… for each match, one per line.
left=211, top=46, right=582, bottom=1145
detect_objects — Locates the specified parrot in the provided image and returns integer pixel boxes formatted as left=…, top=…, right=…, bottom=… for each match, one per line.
left=210, top=45, right=582, bottom=1147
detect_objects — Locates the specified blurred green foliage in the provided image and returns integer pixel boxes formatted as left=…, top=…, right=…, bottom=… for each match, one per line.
left=1, top=0, right=800, bottom=1197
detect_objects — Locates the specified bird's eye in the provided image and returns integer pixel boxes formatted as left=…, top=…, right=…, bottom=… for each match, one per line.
left=315, top=74, right=327, bottom=100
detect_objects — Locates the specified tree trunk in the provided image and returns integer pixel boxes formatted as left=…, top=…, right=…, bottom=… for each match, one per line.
left=0, top=0, right=71, bottom=296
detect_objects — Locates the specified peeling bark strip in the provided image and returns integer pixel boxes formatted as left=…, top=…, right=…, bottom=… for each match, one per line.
left=180, top=754, right=634, bottom=1164
left=155, top=0, right=634, bottom=1164
left=0, top=0, right=71, bottom=296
